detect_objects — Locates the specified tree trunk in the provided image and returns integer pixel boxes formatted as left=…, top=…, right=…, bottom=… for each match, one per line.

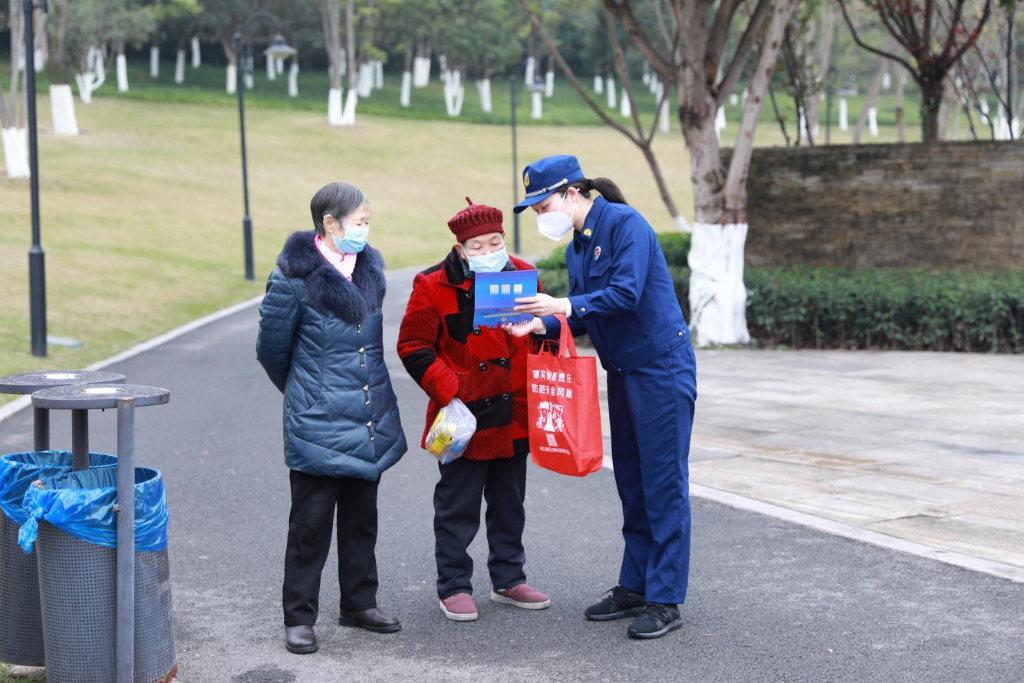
left=289, top=58, right=299, bottom=98
left=401, top=44, right=412, bottom=108
left=896, top=71, right=906, bottom=142
left=805, top=4, right=837, bottom=134
left=340, top=0, right=358, bottom=126
left=174, top=40, right=186, bottom=84
left=191, top=36, right=201, bottom=68
left=116, top=44, right=129, bottom=93
left=919, top=76, right=944, bottom=142
left=854, top=57, right=887, bottom=143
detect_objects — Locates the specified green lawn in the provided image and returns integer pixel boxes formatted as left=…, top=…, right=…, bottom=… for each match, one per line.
left=0, top=58, right=957, bottom=404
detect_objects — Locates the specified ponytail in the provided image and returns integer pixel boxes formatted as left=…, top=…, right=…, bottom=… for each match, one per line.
left=564, top=177, right=628, bottom=205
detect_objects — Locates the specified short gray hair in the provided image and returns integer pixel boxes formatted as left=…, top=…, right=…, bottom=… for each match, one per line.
left=309, top=182, right=368, bottom=237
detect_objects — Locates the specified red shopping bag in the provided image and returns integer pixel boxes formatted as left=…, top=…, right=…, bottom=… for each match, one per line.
left=527, top=315, right=604, bottom=477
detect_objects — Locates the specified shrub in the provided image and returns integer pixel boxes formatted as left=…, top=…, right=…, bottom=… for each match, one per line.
left=537, top=256, right=1023, bottom=353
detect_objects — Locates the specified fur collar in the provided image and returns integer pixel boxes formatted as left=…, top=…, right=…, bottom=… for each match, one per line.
left=276, top=231, right=387, bottom=324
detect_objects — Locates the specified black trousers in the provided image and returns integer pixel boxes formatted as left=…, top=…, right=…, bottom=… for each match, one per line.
left=434, top=452, right=528, bottom=599
left=282, top=470, right=380, bottom=626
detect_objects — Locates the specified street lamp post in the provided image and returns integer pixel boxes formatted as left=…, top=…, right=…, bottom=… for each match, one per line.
left=234, top=12, right=297, bottom=281
left=509, top=75, right=520, bottom=255
left=25, top=0, right=49, bottom=357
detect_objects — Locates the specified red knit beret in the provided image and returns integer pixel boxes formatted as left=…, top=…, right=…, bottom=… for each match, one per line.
left=447, top=197, right=505, bottom=242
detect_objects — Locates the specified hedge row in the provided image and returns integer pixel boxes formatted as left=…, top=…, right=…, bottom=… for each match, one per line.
left=536, top=240, right=1024, bottom=352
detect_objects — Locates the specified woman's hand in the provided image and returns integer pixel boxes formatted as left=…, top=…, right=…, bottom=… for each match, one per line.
left=503, top=317, right=545, bottom=338
left=514, top=293, right=569, bottom=317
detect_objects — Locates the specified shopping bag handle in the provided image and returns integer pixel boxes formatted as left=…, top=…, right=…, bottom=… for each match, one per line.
left=553, top=314, right=578, bottom=358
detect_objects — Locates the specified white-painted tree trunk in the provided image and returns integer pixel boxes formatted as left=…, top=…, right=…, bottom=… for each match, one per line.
left=730, top=93, right=738, bottom=106
left=525, top=57, right=535, bottom=86
left=715, top=106, right=727, bottom=142
left=642, top=72, right=651, bottom=85
left=340, top=89, right=358, bottom=126
left=674, top=215, right=691, bottom=232
left=658, top=84, right=670, bottom=133
left=438, top=55, right=448, bottom=83
left=374, top=60, right=384, bottom=89
left=288, top=63, right=299, bottom=97
left=443, top=70, right=465, bottom=117
left=174, top=49, right=186, bottom=84
left=839, top=97, right=848, bottom=131
left=649, top=75, right=659, bottom=95
left=34, top=49, right=45, bottom=72
left=328, top=87, right=344, bottom=126
left=150, top=47, right=159, bottom=78
left=357, top=63, right=373, bottom=98
left=952, top=104, right=960, bottom=140
left=545, top=70, right=554, bottom=98
left=868, top=107, right=879, bottom=137
left=606, top=78, right=616, bottom=109
left=619, top=87, right=631, bottom=117
left=276, top=58, right=285, bottom=75
left=594, top=75, right=603, bottom=94
left=1013, top=118, right=1021, bottom=139
left=117, top=54, right=129, bottom=92
left=400, top=71, right=412, bottom=107
left=191, top=37, right=201, bottom=68
left=413, top=56, right=430, bottom=87
left=477, top=78, right=492, bottom=113
left=531, top=90, right=543, bottom=119
left=49, top=84, right=80, bottom=136
left=226, top=64, right=237, bottom=94
left=798, top=108, right=807, bottom=141
left=688, top=222, right=751, bottom=346
left=266, top=54, right=276, bottom=81
left=882, top=71, right=891, bottom=90
left=75, top=74, right=94, bottom=103
left=245, top=72, right=254, bottom=90
left=2, top=128, right=30, bottom=178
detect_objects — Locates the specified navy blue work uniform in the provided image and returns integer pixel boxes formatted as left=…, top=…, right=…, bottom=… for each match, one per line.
left=520, top=162, right=697, bottom=605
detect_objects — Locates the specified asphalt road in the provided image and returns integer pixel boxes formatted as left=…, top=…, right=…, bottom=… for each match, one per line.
left=1, top=267, right=1021, bottom=683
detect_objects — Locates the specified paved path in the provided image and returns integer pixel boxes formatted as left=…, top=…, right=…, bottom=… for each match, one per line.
left=1, top=268, right=1022, bottom=682
left=594, top=347, right=1024, bottom=577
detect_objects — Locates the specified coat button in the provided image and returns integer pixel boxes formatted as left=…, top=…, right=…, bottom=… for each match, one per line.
left=581, top=307, right=587, bottom=313
left=473, top=327, right=481, bottom=335
left=366, top=421, right=372, bottom=427
left=502, top=393, right=510, bottom=401
left=678, top=331, right=684, bottom=337
left=499, top=358, right=508, bottom=366
left=363, top=385, right=369, bottom=391
left=358, top=347, right=365, bottom=353
left=478, top=362, right=487, bottom=371
left=485, top=398, right=492, bottom=406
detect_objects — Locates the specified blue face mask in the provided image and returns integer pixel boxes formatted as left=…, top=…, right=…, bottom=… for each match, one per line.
left=333, top=224, right=369, bottom=254
left=467, top=247, right=509, bottom=273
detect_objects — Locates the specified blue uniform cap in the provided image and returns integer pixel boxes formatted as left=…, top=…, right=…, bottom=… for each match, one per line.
left=513, top=155, right=586, bottom=214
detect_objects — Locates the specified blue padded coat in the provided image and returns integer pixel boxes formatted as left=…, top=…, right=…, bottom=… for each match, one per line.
left=256, top=231, right=407, bottom=480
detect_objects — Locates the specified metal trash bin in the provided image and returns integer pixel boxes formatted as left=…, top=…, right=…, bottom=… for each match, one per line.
left=0, top=450, right=117, bottom=666
left=20, top=466, right=176, bottom=683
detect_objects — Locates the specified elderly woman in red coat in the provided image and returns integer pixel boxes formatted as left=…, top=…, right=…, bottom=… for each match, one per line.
left=397, top=199, right=551, bottom=622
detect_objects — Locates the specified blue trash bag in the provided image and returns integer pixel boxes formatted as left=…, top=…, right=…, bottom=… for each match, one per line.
left=0, top=450, right=117, bottom=526
left=18, top=466, right=168, bottom=554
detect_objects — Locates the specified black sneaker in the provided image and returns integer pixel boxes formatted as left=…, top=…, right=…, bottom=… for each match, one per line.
left=627, top=602, right=682, bottom=639
left=585, top=586, right=646, bottom=622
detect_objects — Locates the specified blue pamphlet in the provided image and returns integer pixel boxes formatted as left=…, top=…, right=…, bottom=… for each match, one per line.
left=473, top=270, right=538, bottom=329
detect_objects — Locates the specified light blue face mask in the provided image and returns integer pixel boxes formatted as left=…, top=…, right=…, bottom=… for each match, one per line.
left=467, top=247, right=510, bottom=273
left=333, top=224, right=369, bottom=254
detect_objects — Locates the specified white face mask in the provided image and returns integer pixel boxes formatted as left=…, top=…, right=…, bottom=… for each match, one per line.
left=467, top=246, right=510, bottom=273
left=536, top=193, right=575, bottom=241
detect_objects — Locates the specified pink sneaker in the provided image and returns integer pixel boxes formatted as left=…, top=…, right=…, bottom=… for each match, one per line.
left=440, top=593, right=478, bottom=622
left=490, top=583, right=551, bottom=610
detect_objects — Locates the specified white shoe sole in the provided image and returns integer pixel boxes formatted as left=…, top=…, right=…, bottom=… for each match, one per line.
left=490, top=590, right=552, bottom=610
left=439, top=600, right=478, bottom=622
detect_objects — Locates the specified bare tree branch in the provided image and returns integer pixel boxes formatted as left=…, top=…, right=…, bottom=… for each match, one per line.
left=717, top=0, right=773, bottom=107
left=836, top=0, right=919, bottom=80
left=707, top=0, right=742, bottom=69
left=601, top=0, right=678, bottom=80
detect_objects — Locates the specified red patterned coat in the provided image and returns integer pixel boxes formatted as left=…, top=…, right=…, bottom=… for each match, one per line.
left=397, top=250, right=542, bottom=460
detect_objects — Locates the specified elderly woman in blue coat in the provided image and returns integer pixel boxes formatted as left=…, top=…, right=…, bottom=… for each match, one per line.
left=256, top=182, right=407, bottom=655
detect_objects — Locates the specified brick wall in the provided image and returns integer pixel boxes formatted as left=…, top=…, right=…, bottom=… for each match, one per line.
left=737, top=141, right=1024, bottom=270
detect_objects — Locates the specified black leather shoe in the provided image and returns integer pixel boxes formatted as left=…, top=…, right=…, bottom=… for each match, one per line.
left=627, top=603, right=682, bottom=639
left=339, top=607, right=402, bottom=634
left=585, top=586, right=646, bottom=622
left=285, top=625, right=318, bottom=654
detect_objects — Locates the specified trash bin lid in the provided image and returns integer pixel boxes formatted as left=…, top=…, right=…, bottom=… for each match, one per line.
left=0, top=370, right=126, bottom=395
left=30, top=383, right=170, bottom=410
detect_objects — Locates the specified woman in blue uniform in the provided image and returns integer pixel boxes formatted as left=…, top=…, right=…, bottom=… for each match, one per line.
left=507, top=155, right=697, bottom=639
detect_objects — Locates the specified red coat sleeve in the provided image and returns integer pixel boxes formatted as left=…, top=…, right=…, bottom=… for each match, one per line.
left=397, top=273, right=460, bottom=407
